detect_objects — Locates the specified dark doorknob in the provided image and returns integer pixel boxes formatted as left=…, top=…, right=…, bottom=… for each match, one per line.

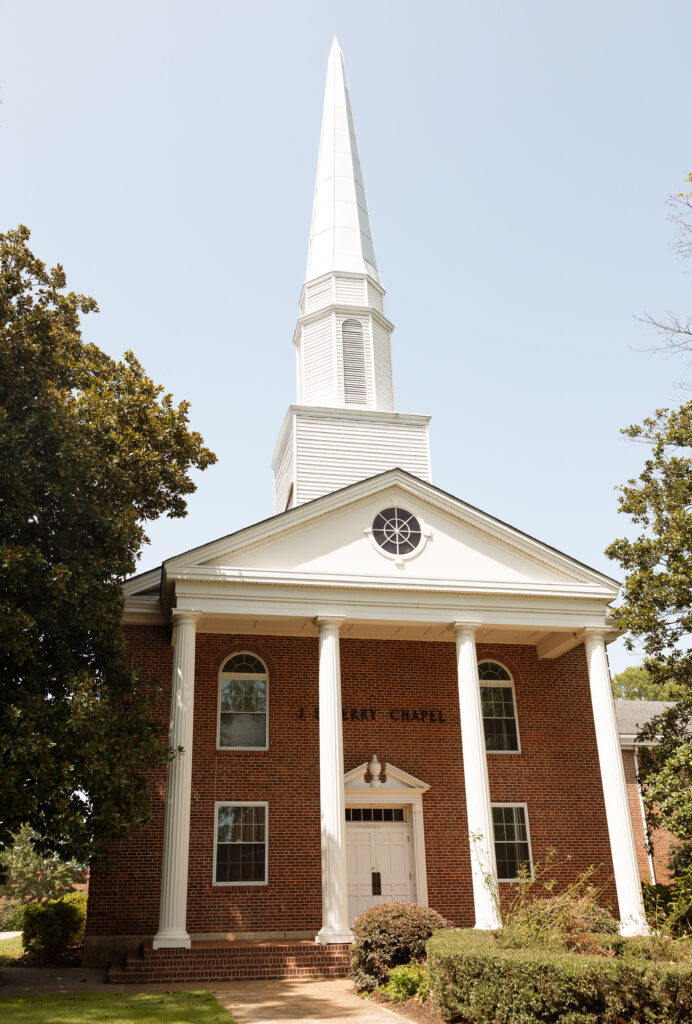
left=371, top=871, right=381, bottom=895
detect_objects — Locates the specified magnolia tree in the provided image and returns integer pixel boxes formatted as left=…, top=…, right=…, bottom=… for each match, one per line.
left=0, top=227, right=216, bottom=876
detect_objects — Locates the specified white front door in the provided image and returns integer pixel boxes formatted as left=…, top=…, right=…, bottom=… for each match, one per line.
left=346, top=823, right=413, bottom=925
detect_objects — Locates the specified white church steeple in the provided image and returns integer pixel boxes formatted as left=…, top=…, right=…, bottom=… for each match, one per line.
left=272, top=40, right=431, bottom=512
left=305, top=38, right=380, bottom=285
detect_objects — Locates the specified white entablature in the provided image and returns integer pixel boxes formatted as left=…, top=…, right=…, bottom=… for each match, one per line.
left=273, top=40, right=431, bottom=513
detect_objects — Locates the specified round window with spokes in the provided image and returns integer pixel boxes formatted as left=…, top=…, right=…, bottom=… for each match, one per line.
left=371, top=507, right=424, bottom=558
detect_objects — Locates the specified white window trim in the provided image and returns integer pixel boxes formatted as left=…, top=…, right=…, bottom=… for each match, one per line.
left=213, top=800, right=269, bottom=887
left=217, top=652, right=269, bottom=752
left=478, top=660, right=522, bottom=755
left=491, top=801, right=533, bottom=883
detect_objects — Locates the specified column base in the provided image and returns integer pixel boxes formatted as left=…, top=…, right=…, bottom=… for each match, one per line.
left=316, top=925, right=353, bottom=945
left=618, top=915, right=650, bottom=938
left=152, top=931, right=191, bottom=950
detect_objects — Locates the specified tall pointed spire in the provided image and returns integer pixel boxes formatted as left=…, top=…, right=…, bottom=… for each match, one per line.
left=305, top=38, right=380, bottom=285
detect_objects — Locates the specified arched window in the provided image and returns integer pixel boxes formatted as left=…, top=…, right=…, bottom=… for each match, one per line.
left=342, top=319, right=367, bottom=404
left=218, top=653, right=268, bottom=750
left=478, top=660, right=520, bottom=753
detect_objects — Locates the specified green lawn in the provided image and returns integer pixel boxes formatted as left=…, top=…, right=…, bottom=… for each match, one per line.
left=0, top=991, right=234, bottom=1023
left=0, top=933, right=23, bottom=965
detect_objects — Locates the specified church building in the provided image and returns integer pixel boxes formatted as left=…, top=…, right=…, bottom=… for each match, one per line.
left=86, top=41, right=650, bottom=980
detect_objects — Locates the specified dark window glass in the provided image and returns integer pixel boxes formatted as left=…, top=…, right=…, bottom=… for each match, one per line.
left=478, top=660, right=511, bottom=682
left=345, top=807, right=406, bottom=822
left=492, top=806, right=530, bottom=880
left=372, top=507, right=422, bottom=556
left=222, top=653, right=266, bottom=674
left=216, top=805, right=266, bottom=883
left=479, top=664, right=519, bottom=753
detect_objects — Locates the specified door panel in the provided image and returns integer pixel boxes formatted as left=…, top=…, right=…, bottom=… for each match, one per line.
left=347, top=828, right=374, bottom=925
left=346, top=821, right=413, bottom=925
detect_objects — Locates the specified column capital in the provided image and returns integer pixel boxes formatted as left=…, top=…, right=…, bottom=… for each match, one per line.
left=583, top=627, right=607, bottom=643
left=171, top=609, right=202, bottom=626
left=452, top=620, right=482, bottom=637
left=314, top=615, right=346, bottom=632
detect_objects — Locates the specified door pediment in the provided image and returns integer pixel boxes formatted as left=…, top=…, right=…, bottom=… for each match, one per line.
left=344, top=759, right=429, bottom=793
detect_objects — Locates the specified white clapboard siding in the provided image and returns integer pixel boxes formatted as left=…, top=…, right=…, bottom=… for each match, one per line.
left=304, top=276, right=333, bottom=314
left=273, top=416, right=295, bottom=513
left=294, top=412, right=431, bottom=503
left=372, top=321, right=394, bottom=412
left=367, top=280, right=384, bottom=314
left=335, top=276, right=366, bottom=305
left=300, top=319, right=336, bottom=405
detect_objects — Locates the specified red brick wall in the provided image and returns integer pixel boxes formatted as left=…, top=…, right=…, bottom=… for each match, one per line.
left=622, top=749, right=675, bottom=884
left=86, top=630, right=618, bottom=938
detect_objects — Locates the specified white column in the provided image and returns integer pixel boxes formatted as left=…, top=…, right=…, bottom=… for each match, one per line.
left=454, top=622, right=502, bottom=930
left=315, top=616, right=352, bottom=944
left=584, top=629, right=649, bottom=936
left=153, top=610, right=200, bottom=949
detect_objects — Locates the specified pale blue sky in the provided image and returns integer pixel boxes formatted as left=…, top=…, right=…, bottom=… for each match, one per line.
left=2, top=1, right=691, bottom=673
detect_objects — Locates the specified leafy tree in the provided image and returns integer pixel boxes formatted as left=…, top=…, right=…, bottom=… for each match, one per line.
left=606, top=403, right=692, bottom=840
left=0, top=226, right=216, bottom=875
left=0, top=824, right=86, bottom=905
left=606, top=175, right=692, bottom=841
left=611, top=665, right=676, bottom=701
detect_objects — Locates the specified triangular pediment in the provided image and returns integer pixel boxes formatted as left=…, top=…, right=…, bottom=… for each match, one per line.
left=162, top=470, right=618, bottom=598
left=344, top=761, right=429, bottom=791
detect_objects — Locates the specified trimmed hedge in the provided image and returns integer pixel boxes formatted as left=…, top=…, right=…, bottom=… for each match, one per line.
left=427, top=928, right=692, bottom=1024
left=351, top=902, right=450, bottom=991
left=23, top=892, right=88, bottom=958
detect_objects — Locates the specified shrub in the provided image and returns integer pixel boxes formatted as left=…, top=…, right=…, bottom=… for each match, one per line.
left=351, top=902, right=450, bottom=991
left=0, top=901, right=24, bottom=931
left=642, top=864, right=692, bottom=936
left=427, top=928, right=692, bottom=1024
left=496, top=854, right=618, bottom=952
left=382, top=961, right=428, bottom=1002
left=22, top=892, right=88, bottom=958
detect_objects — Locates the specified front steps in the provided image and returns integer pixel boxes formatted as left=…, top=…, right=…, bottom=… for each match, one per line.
left=107, top=939, right=351, bottom=983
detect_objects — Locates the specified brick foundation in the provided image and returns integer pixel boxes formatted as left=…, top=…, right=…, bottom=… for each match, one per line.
left=107, top=940, right=351, bottom=984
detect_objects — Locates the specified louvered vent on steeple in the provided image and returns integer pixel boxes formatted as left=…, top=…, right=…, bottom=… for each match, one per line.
left=342, top=319, right=367, bottom=404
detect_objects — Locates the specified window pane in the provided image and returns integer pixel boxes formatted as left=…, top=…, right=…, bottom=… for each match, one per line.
left=217, top=805, right=239, bottom=843
left=481, top=685, right=518, bottom=752
left=222, top=654, right=265, bottom=674
left=492, top=806, right=530, bottom=879
left=216, top=805, right=266, bottom=883
left=478, top=661, right=511, bottom=681
left=220, top=712, right=266, bottom=748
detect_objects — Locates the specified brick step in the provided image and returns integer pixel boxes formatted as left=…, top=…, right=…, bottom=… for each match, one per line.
left=108, top=940, right=351, bottom=984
